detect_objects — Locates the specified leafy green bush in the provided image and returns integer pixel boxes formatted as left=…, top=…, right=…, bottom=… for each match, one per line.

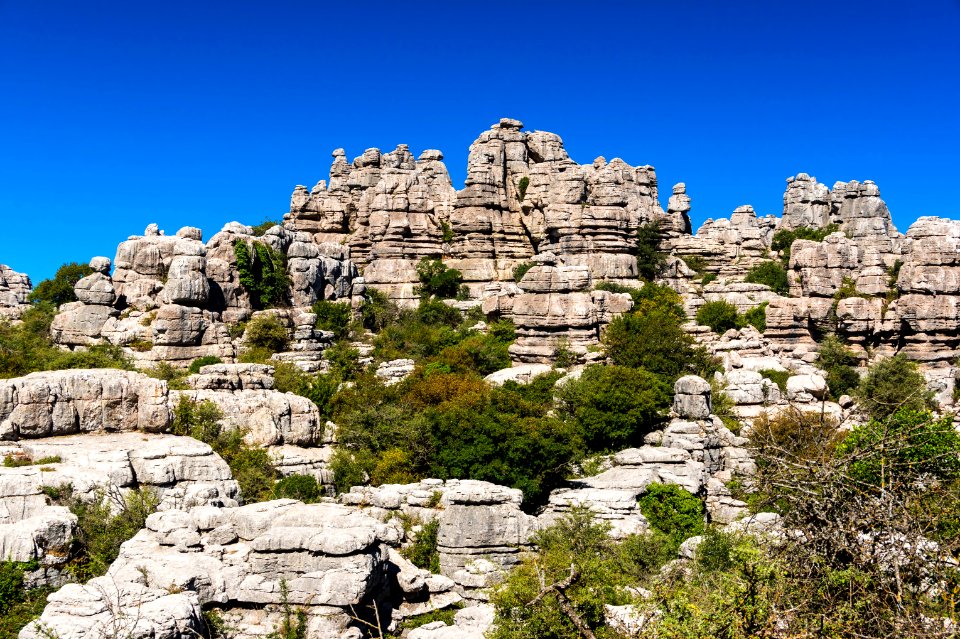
left=250, top=218, right=280, bottom=236
left=834, top=276, right=869, bottom=301
left=771, top=223, right=839, bottom=264
left=512, top=261, right=534, bottom=283
left=636, top=221, right=667, bottom=281
left=515, top=176, right=530, bottom=202
left=414, top=257, right=464, bottom=299
left=28, top=262, right=94, bottom=307
left=855, top=355, right=934, bottom=421
left=603, top=284, right=718, bottom=387
left=272, top=362, right=339, bottom=421
left=188, top=355, right=223, bottom=374
left=233, top=239, right=290, bottom=308
left=816, top=335, right=860, bottom=398
left=490, top=507, right=661, bottom=639
left=837, top=410, right=960, bottom=488
left=243, top=314, right=289, bottom=353
left=330, top=449, right=369, bottom=495
left=556, top=365, right=669, bottom=452
left=0, top=558, right=53, bottom=639
left=758, top=368, right=789, bottom=392
left=436, top=332, right=512, bottom=376
left=171, top=396, right=278, bottom=502
left=324, top=341, right=362, bottom=380
left=637, top=483, right=705, bottom=551
left=681, top=255, right=709, bottom=278
left=740, top=302, right=767, bottom=332
left=61, top=486, right=160, bottom=580
left=273, top=474, right=323, bottom=503
left=359, top=288, right=398, bottom=332
left=696, top=300, right=740, bottom=333
left=401, top=518, right=441, bottom=573
left=0, top=304, right=132, bottom=379
left=744, top=260, right=789, bottom=295
left=311, top=300, right=352, bottom=339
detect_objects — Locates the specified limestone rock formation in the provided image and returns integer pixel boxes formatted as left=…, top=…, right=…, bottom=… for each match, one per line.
left=0, top=264, right=32, bottom=320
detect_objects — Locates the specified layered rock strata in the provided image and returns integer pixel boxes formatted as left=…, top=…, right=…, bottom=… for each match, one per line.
left=0, top=264, right=32, bottom=320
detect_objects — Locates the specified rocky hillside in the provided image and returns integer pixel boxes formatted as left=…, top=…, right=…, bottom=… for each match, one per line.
left=1, top=119, right=958, bottom=638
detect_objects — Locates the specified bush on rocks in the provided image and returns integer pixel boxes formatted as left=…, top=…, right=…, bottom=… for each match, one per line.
left=744, top=260, right=789, bottom=295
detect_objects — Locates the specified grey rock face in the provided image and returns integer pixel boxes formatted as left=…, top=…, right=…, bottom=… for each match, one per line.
left=673, top=375, right=712, bottom=419
left=22, top=501, right=395, bottom=639
left=74, top=272, right=117, bottom=306
left=0, top=264, right=32, bottom=320
left=0, top=369, right=172, bottom=439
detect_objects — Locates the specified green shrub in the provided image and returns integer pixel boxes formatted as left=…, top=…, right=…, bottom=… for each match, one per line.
left=771, top=223, right=839, bottom=264
left=28, top=262, right=94, bottom=307
left=603, top=285, right=719, bottom=387
left=359, top=288, right=398, bottom=332
left=233, top=239, right=290, bottom=309
left=817, top=335, right=860, bottom=398
left=758, top=368, right=789, bottom=392
left=273, top=474, right=323, bottom=503
left=637, top=483, right=705, bottom=551
left=414, top=257, right=464, bottom=299
left=740, top=302, right=767, bottom=332
left=556, top=365, right=669, bottom=452
left=437, top=332, right=512, bottom=376
left=696, top=299, right=740, bottom=333
left=272, top=363, right=338, bottom=421
left=490, top=507, right=654, bottom=639
left=171, top=396, right=278, bottom=502
left=311, top=300, right=352, bottom=339
left=402, top=519, right=441, bottom=573
left=330, top=448, right=368, bottom=494
left=62, top=486, right=161, bottom=580
left=243, top=314, right=289, bottom=353
left=636, top=221, right=667, bottom=281
left=744, top=260, right=789, bottom=295
left=837, top=410, right=960, bottom=489
left=681, top=255, right=709, bottom=277
left=515, top=176, right=530, bottom=202
left=439, top=221, right=455, bottom=243
left=512, top=261, right=534, bottom=283
left=0, top=559, right=37, bottom=615
left=324, top=341, right=362, bottom=380
left=250, top=218, right=280, bottom=236
left=855, top=355, right=934, bottom=422
left=701, top=272, right=718, bottom=285
left=188, top=355, right=223, bottom=374
left=834, top=276, right=869, bottom=301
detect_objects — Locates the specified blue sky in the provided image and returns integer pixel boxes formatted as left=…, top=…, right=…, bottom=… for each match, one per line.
left=1, top=1, right=958, bottom=282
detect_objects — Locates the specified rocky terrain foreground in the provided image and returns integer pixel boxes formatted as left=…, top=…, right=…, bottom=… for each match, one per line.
left=2, top=118, right=959, bottom=638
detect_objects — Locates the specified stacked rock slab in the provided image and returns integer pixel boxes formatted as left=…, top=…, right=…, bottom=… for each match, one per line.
left=0, top=264, right=32, bottom=320
left=482, top=253, right=633, bottom=363
left=286, top=145, right=455, bottom=303
left=286, top=119, right=682, bottom=303
left=21, top=501, right=399, bottom=639
left=670, top=205, right=778, bottom=280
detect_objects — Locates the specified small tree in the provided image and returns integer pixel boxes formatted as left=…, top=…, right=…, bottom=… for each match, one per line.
left=744, top=260, right=789, bottom=295
left=696, top=300, right=740, bottom=334
left=233, top=239, right=290, bottom=309
left=28, top=262, right=94, bottom=307
left=855, top=355, right=934, bottom=422
left=414, top=257, right=464, bottom=299
left=636, top=221, right=667, bottom=281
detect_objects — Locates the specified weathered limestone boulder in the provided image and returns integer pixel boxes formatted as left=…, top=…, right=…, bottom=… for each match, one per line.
left=49, top=302, right=118, bottom=346
left=539, top=486, right=649, bottom=539
left=484, top=363, right=554, bottom=386
left=785, top=374, right=828, bottom=402
left=112, top=225, right=183, bottom=310
left=24, top=501, right=398, bottom=639
left=0, top=369, right=172, bottom=440
left=580, top=447, right=707, bottom=496
left=437, top=481, right=538, bottom=598
left=781, top=173, right=832, bottom=229
left=0, top=465, right=76, bottom=565
left=173, top=387, right=324, bottom=447
left=187, top=363, right=275, bottom=391
left=375, top=358, right=415, bottom=386
left=671, top=205, right=777, bottom=279
left=2, top=432, right=239, bottom=509
left=19, top=579, right=204, bottom=639
left=74, top=257, right=117, bottom=306
left=407, top=604, right=495, bottom=639
left=0, top=264, right=32, bottom=320
left=673, top=375, right=712, bottom=419
left=490, top=259, right=632, bottom=364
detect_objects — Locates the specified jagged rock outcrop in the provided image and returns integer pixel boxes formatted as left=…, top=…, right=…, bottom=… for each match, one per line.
left=483, top=254, right=632, bottom=363
left=0, top=264, right=32, bottom=320
left=670, top=205, right=777, bottom=279
left=22, top=500, right=400, bottom=639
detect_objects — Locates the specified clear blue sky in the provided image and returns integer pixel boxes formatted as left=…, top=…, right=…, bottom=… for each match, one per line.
left=2, top=1, right=958, bottom=282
